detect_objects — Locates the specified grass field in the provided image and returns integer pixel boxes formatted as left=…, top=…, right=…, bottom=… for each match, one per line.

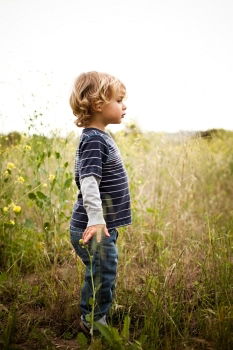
left=0, top=125, right=233, bottom=349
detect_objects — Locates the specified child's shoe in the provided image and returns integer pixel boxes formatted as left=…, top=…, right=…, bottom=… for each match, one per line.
left=80, top=314, right=107, bottom=335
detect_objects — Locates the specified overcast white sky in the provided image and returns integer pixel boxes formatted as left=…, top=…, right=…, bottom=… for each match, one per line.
left=0, top=0, right=233, bottom=136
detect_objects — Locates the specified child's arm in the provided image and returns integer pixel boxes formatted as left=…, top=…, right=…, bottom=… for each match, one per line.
left=80, top=175, right=105, bottom=226
left=80, top=175, right=110, bottom=243
left=78, top=135, right=110, bottom=243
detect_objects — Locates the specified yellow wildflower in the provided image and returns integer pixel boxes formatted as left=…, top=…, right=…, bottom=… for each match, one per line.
left=16, top=176, right=25, bottom=184
left=13, top=205, right=21, bottom=213
left=3, top=170, right=9, bottom=177
left=10, top=220, right=15, bottom=225
left=24, top=145, right=31, bottom=151
left=49, top=174, right=55, bottom=182
left=3, top=207, right=8, bottom=213
left=6, top=162, right=16, bottom=170
left=42, top=183, right=48, bottom=188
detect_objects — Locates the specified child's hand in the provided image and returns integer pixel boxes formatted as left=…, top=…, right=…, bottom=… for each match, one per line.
left=82, top=224, right=110, bottom=244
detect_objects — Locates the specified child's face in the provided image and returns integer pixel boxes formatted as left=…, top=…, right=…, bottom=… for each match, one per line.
left=100, top=95, right=127, bottom=125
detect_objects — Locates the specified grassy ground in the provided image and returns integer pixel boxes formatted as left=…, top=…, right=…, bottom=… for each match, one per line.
left=0, top=126, right=233, bottom=349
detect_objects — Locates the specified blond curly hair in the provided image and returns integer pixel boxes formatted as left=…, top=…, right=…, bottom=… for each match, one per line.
left=69, top=71, right=126, bottom=128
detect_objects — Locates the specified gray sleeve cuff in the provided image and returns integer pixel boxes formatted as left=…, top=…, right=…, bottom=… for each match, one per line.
left=80, top=175, right=106, bottom=227
left=86, top=209, right=106, bottom=227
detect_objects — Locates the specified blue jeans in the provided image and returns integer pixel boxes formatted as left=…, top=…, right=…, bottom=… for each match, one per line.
left=70, top=227, right=119, bottom=320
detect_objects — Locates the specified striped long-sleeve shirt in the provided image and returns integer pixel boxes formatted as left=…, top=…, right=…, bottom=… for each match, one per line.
left=70, top=127, right=132, bottom=230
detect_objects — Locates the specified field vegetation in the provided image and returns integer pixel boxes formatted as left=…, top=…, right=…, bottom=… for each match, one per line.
left=0, top=124, right=233, bottom=349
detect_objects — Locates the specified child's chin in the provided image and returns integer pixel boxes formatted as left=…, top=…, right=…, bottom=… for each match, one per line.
left=110, top=118, right=123, bottom=124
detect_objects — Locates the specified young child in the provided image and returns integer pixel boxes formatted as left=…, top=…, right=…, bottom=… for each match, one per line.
left=69, top=71, right=132, bottom=334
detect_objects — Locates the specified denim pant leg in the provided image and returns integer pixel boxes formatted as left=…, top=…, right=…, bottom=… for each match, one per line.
left=70, top=227, right=118, bottom=320
left=96, top=228, right=118, bottom=319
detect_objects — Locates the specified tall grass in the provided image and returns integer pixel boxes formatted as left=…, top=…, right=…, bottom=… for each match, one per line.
left=0, top=127, right=232, bottom=349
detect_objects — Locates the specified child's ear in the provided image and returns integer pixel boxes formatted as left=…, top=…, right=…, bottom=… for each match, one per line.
left=92, top=101, right=102, bottom=112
